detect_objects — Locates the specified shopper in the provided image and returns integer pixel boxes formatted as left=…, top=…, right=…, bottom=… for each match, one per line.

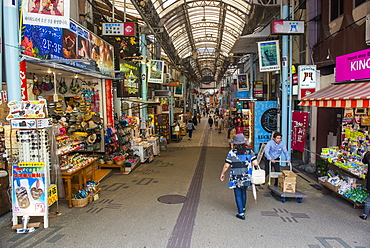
left=359, top=150, right=370, bottom=220
left=186, top=120, right=195, bottom=140
left=264, top=132, right=291, bottom=186
left=220, top=133, right=258, bottom=220
left=208, top=116, right=214, bottom=129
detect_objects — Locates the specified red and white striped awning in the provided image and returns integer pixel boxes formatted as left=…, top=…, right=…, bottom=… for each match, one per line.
left=299, top=82, right=370, bottom=108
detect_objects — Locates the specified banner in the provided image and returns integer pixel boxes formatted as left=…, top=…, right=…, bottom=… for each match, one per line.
left=105, top=79, right=114, bottom=127
left=21, top=21, right=114, bottom=72
left=20, top=61, right=28, bottom=101
left=257, top=40, right=281, bottom=72
left=237, top=74, right=249, bottom=91
left=148, top=60, right=164, bottom=83
left=254, top=101, right=278, bottom=153
left=117, top=60, right=140, bottom=97
left=291, top=111, right=309, bottom=152
left=22, top=0, right=70, bottom=29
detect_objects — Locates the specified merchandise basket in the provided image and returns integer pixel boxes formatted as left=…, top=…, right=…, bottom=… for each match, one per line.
left=71, top=197, right=89, bottom=207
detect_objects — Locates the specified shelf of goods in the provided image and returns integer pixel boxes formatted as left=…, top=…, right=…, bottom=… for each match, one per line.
left=318, top=177, right=367, bottom=208
left=99, top=157, right=141, bottom=174
left=154, top=114, right=170, bottom=141
left=60, top=155, right=98, bottom=208
left=0, top=127, right=10, bottom=216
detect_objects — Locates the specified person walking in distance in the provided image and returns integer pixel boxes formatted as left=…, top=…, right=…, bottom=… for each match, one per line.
left=186, top=120, right=195, bottom=140
left=208, top=116, right=214, bottom=129
left=264, top=132, right=290, bottom=186
left=220, top=133, right=259, bottom=220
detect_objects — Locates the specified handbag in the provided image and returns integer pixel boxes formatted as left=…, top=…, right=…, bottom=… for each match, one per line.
left=251, top=165, right=266, bottom=184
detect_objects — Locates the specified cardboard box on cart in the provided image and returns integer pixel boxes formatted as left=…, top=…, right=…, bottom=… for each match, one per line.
left=278, top=170, right=297, bottom=193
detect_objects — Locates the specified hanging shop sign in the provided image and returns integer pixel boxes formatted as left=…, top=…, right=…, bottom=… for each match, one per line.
left=254, top=101, right=278, bottom=153
left=257, top=40, right=281, bottom=72
left=174, top=84, right=183, bottom=97
left=336, top=48, right=370, bottom=82
left=12, top=162, right=47, bottom=215
left=106, top=79, right=114, bottom=127
left=22, top=0, right=70, bottom=28
left=117, top=60, right=140, bottom=97
left=291, top=111, right=309, bottom=152
left=271, top=20, right=305, bottom=35
left=148, top=60, right=164, bottom=83
left=20, top=61, right=28, bottom=101
left=298, top=65, right=317, bottom=99
left=102, top=22, right=136, bottom=36
left=21, top=20, right=114, bottom=72
left=237, top=74, right=249, bottom=91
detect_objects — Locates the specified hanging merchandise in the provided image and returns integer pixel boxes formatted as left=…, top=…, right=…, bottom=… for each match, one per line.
left=32, top=74, right=42, bottom=96
left=40, top=75, right=54, bottom=91
left=81, top=88, right=93, bottom=102
left=69, top=79, right=81, bottom=94
left=58, top=77, right=68, bottom=94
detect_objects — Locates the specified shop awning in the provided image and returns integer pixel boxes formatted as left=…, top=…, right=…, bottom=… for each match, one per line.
left=299, top=82, right=370, bottom=108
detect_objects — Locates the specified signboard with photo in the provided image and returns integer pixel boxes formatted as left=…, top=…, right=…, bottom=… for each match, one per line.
left=148, top=60, right=164, bottom=84
left=22, top=0, right=70, bottom=28
left=237, top=74, right=249, bottom=91
left=257, top=40, right=281, bottom=72
left=21, top=20, right=114, bottom=72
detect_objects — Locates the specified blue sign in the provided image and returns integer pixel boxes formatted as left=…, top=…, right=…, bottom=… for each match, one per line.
left=254, top=101, right=278, bottom=153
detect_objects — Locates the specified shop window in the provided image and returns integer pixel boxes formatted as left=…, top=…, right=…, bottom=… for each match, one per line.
left=330, top=0, right=344, bottom=21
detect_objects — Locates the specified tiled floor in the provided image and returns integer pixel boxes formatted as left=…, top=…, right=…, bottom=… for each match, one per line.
left=0, top=117, right=369, bottom=248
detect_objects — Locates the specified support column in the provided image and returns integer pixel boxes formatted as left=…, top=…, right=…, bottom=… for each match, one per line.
left=4, top=0, right=21, bottom=101
left=140, top=33, right=148, bottom=120
left=281, top=0, right=289, bottom=161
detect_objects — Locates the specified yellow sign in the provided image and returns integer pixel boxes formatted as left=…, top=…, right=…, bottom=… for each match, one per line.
left=48, top=185, right=58, bottom=206
left=18, top=162, right=45, bottom=167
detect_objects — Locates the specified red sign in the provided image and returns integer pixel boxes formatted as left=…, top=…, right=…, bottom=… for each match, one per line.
left=291, top=111, right=309, bottom=152
left=105, top=79, right=114, bottom=127
left=167, top=81, right=180, bottom=86
left=300, top=88, right=315, bottom=99
left=20, top=60, right=28, bottom=101
left=124, top=23, right=136, bottom=36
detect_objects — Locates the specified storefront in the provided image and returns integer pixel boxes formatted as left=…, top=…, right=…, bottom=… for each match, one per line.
left=299, top=48, right=370, bottom=207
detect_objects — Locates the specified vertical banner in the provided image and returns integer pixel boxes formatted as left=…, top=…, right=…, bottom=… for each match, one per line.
left=22, top=0, right=70, bottom=28
left=12, top=162, right=46, bottom=215
left=254, top=101, right=278, bottom=153
left=291, top=111, right=309, bottom=152
left=19, top=61, right=28, bottom=101
left=105, top=79, right=114, bottom=127
left=237, top=74, right=249, bottom=91
left=257, top=40, right=281, bottom=72
left=298, top=65, right=317, bottom=99
left=147, top=60, right=164, bottom=83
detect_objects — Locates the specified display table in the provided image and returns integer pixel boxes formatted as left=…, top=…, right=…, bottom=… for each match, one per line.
left=146, top=137, right=160, bottom=155
left=61, top=158, right=97, bottom=208
left=133, top=143, right=154, bottom=163
left=99, top=157, right=141, bottom=175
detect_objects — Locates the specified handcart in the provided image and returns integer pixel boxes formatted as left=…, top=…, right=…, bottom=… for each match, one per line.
left=267, top=161, right=307, bottom=203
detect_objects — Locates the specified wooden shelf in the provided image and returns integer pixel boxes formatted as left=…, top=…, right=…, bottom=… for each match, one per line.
left=319, top=181, right=364, bottom=209
left=95, top=169, right=112, bottom=182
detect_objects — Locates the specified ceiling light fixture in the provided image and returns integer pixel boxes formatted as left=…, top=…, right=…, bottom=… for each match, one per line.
left=74, top=74, right=78, bottom=78
left=47, top=68, right=52, bottom=73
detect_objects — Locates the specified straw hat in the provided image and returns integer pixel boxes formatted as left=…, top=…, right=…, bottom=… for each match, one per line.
left=83, top=112, right=93, bottom=122
left=86, top=133, right=97, bottom=145
left=88, top=120, right=98, bottom=129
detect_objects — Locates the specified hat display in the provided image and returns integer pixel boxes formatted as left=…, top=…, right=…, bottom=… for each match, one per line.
left=233, top=133, right=246, bottom=144
left=80, top=121, right=88, bottom=130
left=69, top=115, right=77, bottom=122
left=88, top=120, right=98, bottom=129
left=86, top=133, right=97, bottom=145
left=83, top=113, right=93, bottom=122
left=92, top=114, right=101, bottom=123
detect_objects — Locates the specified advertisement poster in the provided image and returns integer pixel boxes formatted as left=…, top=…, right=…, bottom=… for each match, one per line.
left=22, top=0, right=70, bottom=28
left=237, top=74, right=249, bottom=91
left=117, top=60, right=140, bottom=97
left=21, top=21, right=114, bottom=72
left=174, top=84, right=183, bottom=97
left=257, top=40, right=281, bottom=72
left=291, top=111, right=309, bottom=152
left=254, top=101, right=278, bottom=153
left=148, top=60, right=164, bottom=83
left=12, top=162, right=46, bottom=214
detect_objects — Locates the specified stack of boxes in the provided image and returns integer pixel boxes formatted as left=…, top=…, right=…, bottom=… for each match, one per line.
left=278, top=170, right=297, bottom=193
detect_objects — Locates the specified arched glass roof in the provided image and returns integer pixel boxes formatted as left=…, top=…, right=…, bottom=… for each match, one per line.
left=111, top=0, right=252, bottom=83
